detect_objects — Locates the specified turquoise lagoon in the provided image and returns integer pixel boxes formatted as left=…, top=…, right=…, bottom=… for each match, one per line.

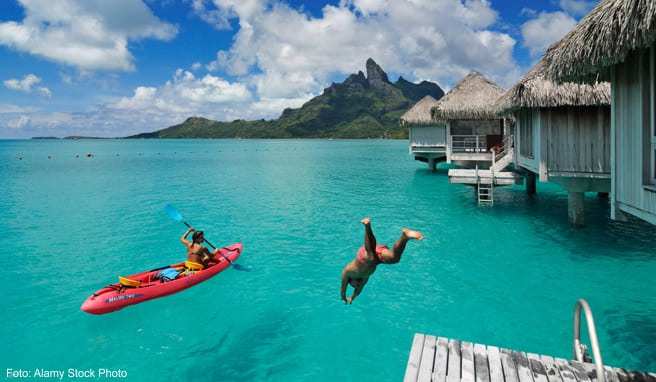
left=1, top=139, right=654, bottom=381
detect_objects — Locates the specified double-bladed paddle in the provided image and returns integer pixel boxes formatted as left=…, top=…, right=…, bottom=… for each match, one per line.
left=165, top=204, right=249, bottom=272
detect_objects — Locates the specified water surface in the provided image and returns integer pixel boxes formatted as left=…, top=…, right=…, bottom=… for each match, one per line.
left=1, top=139, right=654, bottom=381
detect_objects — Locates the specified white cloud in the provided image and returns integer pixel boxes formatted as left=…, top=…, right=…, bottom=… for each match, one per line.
left=2, top=0, right=533, bottom=138
left=8, top=115, right=30, bottom=129
left=519, top=1, right=595, bottom=59
left=199, top=0, right=519, bottom=99
left=110, top=69, right=252, bottom=112
left=0, top=0, right=178, bottom=72
left=521, top=11, right=577, bottom=57
left=559, top=0, right=596, bottom=17
left=0, top=104, right=39, bottom=114
left=4, top=74, right=52, bottom=98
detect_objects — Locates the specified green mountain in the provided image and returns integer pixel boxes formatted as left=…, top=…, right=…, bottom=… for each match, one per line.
left=128, top=58, right=444, bottom=139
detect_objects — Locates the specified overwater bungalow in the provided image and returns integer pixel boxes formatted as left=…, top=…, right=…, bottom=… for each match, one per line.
left=401, top=95, right=445, bottom=171
left=496, top=58, right=611, bottom=226
left=433, top=72, right=521, bottom=203
left=431, top=72, right=510, bottom=167
left=542, top=0, right=656, bottom=226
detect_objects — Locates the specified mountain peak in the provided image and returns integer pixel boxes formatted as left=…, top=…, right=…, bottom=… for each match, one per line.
left=366, top=58, right=389, bottom=86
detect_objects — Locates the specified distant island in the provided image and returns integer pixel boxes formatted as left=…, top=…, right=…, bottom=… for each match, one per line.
left=32, top=136, right=109, bottom=140
left=127, top=58, right=444, bottom=139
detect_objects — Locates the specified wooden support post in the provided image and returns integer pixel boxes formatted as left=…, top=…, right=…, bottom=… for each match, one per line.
left=568, top=191, right=585, bottom=227
left=526, top=171, right=536, bottom=195
left=428, top=158, right=436, bottom=171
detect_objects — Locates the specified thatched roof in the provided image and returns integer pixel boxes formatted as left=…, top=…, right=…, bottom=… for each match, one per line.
left=543, top=0, right=656, bottom=82
left=497, top=58, right=611, bottom=115
left=399, top=95, right=442, bottom=126
left=431, top=72, right=505, bottom=121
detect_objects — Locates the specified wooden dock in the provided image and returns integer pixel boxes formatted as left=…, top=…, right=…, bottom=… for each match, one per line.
left=404, top=335, right=655, bottom=382
left=448, top=169, right=524, bottom=186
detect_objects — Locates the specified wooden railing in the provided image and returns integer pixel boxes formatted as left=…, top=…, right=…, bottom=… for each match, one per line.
left=410, top=144, right=447, bottom=153
left=451, top=135, right=488, bottom=153
left=491, top=135, right=514, bottom=171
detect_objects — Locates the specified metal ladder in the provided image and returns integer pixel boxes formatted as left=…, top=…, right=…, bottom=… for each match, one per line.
left=573, top=299, right=606, bottom=382
left=476, top=165, right=494, bottom=205
left=478, top=183, right=493, bottom=204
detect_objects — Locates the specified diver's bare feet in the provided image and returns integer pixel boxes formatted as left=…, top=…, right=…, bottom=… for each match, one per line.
left=402, top=228, right=423, bottom=241
left=361, top=217, right=371, bottom=225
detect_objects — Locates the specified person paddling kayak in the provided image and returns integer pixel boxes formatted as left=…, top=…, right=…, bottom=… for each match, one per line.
left=340, top=218, right=423, bottom=304
left=181, top=227, right=220, bottom=266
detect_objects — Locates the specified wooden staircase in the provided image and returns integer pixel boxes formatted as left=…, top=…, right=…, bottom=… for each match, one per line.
left=491, top=135, right=514, bottom=173
left=477, top=136, right=515, bottom=205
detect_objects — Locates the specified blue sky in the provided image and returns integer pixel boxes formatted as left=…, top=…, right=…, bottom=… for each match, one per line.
left=0, top=0, right=598, bottom=138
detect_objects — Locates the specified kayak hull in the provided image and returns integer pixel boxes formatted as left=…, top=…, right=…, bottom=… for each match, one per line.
left=81, top=243, right=242, bottom=315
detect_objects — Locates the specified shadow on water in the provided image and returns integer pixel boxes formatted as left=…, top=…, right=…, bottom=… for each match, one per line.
left=463, top=182, right=656, bottom=262
left=187, top=309, right=303, bottom=381
left=603, top=308, right=656, bottom=371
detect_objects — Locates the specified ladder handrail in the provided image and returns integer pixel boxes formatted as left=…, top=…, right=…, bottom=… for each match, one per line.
left=573, top=299, right=605, bottom=382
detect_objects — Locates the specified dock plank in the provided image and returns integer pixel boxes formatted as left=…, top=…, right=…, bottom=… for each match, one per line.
left=626, top=370, right=648, bottom=382
left=462, top=341, right=476, bottom=382
left=404, top=335, right=654, bottom=382
left=557, top=358, right=589, bottom=382
left=418, top=335, right=436, bottom=382
left=528, top=353, right=550, bottom=382
left=513, top=351, right=535, bottom=382
left=604, top=366, right=620, bottom=382
left=404, top=333, right=425, bottom=382
left=474, top=343, right=491, bottom=382
left=433, top=337, right=449, bottom=382
left=447, top=339, right=462, bottom=382
left=540, top=355, right=563, bottom=382
left=571, top=360, right=595, bottom=382
left=615, top=368, right=632, bottom=382
left=581, top=360, right=608, bottom=382
left=488, top=346, right=505, bottom=382
left=501, top=349, right=520, bottom=382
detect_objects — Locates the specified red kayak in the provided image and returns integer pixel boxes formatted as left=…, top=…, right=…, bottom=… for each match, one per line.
left=81, top=243, right=242, bottom=315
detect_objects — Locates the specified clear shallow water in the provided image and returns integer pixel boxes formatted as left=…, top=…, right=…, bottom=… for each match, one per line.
left=1, top=139, right=654, bottom=381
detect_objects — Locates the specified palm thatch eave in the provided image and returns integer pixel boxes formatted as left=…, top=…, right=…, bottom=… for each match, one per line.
left=542, top=0, right=656, bottom=83
left=431, top=72, right=505, bottom=121
left=497, top=58, right=611, bottom=115
left=399, top=95, right=443, bottom=127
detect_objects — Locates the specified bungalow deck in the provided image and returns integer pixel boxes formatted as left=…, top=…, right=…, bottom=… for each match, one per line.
left=404, top=335, right=655, bottom=382
left=448, top=169, right=524, bottom=186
